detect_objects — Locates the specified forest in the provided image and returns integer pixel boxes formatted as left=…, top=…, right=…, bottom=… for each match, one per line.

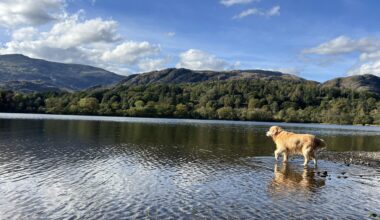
left=0, top=79, right=379, bottom=125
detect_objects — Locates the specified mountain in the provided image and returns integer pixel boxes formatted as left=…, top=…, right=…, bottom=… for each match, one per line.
left=322, top=74, right=380, bottom=94
left=2, top=54, right=379, bottom=94
left=119, top=68, right=310, bottom=86
left=0, top=54, right=124, bottom=92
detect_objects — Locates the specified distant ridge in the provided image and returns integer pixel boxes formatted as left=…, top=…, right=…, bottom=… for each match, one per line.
left=0, top=54, right=124, bottom=92
left=322, top=74, right=380, bottom=94
left=1, top=54, right=379, bottom=94
left=119, top=68, right=309, bottom=86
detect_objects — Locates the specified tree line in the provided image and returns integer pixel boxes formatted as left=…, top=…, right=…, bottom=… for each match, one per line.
left=0, top=79, right=379, bottom=125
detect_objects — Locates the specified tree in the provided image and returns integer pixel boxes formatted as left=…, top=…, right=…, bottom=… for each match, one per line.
left=174, top=103, right=188, bottom=118
left=78, top=97, right=99, bottom=114
left=217, top=107, right=235, bottom=120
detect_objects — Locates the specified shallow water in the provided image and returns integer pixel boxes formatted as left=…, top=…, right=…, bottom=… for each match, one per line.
left=0, top=113, right=379, bottom=219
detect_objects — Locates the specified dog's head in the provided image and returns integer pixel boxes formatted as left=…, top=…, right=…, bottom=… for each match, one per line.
left=266, top=126, right=283, bottom=137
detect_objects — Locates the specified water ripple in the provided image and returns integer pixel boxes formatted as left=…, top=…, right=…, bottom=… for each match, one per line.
left=0, top=118, right=379, bottom=219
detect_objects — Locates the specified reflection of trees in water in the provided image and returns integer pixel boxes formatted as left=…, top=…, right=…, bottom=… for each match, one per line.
left=268, top=163, right=325, bottom=197
left=40, top=120, right=275, bottom=157
left=324, top=135, right=380, bottom=151
left=1, top=119, right=380, bottom=165
left=0, top=120, right=274, bottom=165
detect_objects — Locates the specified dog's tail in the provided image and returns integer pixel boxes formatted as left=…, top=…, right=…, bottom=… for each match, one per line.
left=315, top=138, right=327, bottom=149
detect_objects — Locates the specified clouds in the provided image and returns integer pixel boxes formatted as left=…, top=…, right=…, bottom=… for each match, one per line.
left=47, top=17, right=120, bottom=49
left=101, top=41, right=160, bottom=65
left=0, top=0, right=64, bottom=27
left=0, top=14, right=122, bottom=63
left=220, top=0, right=280, bottom=20
left=11, top=27, right=38, bottom=41
left=350, top=47, right=380, bottom=75
left=233, top=5, right=280, bottom=19
left=348, top=61, right=380, bottom=76
left=165, top=32, right=176, bottom=37
left=176, top=49, right=237, bottom=71
left=0, top=0, right=167, bottom=75
left=304, top=35, right=380, bottom=76
left=0, top=0, right=247, bottom=75
left=303, top=36, right=380, bottom=55
left=138, top=58, right=168, bottom=72
left=220, top=0, right=258, bottom=7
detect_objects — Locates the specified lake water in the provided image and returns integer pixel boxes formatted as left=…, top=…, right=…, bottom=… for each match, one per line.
left=0, top=113, right=379, bottom=219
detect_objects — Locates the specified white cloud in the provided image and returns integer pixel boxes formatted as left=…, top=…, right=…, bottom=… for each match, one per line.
left=11, top=27, right=38, bottom=41
left=348, top=49, right=380, bottom=76
left=303, top=35, right=380, bottom=55
left=46, top=15, right=120, bottom=49
left=267, top=5, right=280, bottom=16
left=0, top=0, right=64, bottom=27
left=0, top=14, right=120, bottom=62
left=359, top=51, right=380, bottom=62
left=220, top=0, right=259, bottom=7
left=138, top=58, right=168, bottom=72
left=304, top=36, right=380, bottom=77
left=348, top=61, right=380, bottom=76
left=268, top=67, right=300, bottom=76
left=165, top=32, right=176, bottom=37
left=233, top=5, right=280, bottom=19
left=176, top=49, right=236, bottom=71
left=101, top=41, right=160, bottom=65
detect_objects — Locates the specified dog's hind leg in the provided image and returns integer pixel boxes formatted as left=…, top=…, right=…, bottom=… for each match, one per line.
left=311, top=152, right=317, bottom=166
left=302, top=149, right=311, bottom=166
left=283, top=152, right=288, bottom=163
left=302, top=155, right=309, bottom=166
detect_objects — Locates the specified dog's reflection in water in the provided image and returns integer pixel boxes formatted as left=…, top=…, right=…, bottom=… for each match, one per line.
left=269, top=163, right=325, bottom=196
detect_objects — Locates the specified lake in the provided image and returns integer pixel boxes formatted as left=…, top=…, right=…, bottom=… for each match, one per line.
left=0, top=113, right=379, bottom=219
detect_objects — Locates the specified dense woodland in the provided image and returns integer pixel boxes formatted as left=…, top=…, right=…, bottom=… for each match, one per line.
left=0, top=79, right=379, bottom=125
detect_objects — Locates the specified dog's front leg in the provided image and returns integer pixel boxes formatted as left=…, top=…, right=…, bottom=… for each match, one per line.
left=274, top=149, right=280, bottom=161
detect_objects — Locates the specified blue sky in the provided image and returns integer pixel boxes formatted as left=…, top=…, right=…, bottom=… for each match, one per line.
left=1, top=0, right=380, bottom=81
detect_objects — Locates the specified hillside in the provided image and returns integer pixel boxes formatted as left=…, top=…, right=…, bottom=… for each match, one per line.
left=0, top=54, right=124, bottom=92
left=120, top=68, right=309, bottom=86
left=2, top=78, right=379, bottom=125
left=322, top=74, right=380, bottom=94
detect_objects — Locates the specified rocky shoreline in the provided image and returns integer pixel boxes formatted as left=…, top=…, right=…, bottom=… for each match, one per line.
left=318, top=151, right=380, bottom=168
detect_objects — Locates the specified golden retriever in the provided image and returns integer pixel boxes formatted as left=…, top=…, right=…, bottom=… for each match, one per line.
left=266, top=126, right=326, bottom=166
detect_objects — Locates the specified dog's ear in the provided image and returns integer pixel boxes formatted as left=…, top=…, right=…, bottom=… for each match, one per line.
left=273, top=126, right=283, bottom=135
